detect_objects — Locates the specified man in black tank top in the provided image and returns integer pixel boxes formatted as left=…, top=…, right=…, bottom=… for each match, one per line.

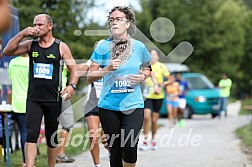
left=28, top=38, right=63, bottom=102
left=3, top=14, right=78, bottom=167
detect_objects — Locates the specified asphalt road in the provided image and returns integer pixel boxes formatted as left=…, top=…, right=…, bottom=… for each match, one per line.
left=56, top=101, right=251, bottom=167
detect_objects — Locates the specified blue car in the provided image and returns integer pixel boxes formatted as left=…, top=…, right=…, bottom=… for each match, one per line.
left=160, top=73, right=220, bottom=119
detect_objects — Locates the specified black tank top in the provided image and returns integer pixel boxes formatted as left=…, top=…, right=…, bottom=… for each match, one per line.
left=27, top=39, right=63, bottom=102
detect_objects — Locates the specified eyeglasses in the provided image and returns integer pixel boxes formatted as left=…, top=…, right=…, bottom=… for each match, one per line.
left=108, top=17, right=128, bottom=24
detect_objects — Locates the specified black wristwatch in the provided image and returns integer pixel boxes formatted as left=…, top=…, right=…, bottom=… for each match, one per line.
left=69, top=83, right=76, bottom=90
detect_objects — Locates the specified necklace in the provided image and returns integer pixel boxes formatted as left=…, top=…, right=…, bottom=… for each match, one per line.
left=110, top=36, right=133, bottom=66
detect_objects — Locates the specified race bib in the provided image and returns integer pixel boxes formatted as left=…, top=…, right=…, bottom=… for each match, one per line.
left=111, top=76, right=135, bottom=93
left=33, top=63, right=53, bottom=80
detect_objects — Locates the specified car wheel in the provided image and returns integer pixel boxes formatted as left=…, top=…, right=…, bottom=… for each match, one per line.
left=183, top=106, right=193, bottom=119
left=211, top=113, right=218, bottom=118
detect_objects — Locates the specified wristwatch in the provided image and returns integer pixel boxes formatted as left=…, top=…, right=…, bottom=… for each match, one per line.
left=69, top=83, right=76, bottom=90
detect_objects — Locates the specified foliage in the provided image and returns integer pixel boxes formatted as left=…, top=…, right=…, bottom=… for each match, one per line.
left=135, top=0, right=153, bottom=40
left=236, top=122, right=252, bottom=147
left=240, top=98, right=252, bottom=115
left=136, top=0, right=251, bottom=98
left=10, top=0, right=95, bottom=59
left=238, top=11, right=252, bottom=97
left=9, top=0, right=252, bottom=97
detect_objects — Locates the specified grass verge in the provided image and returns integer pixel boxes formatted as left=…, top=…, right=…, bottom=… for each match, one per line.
left=235, top=122, right=252, bottom=165
left=1, top=127, right=87, bottom=167
left=236, top=122, right=252, bottom=147
left=239, top=98, right=252, bottom=115
left=236, top=98, right=252, bottom=165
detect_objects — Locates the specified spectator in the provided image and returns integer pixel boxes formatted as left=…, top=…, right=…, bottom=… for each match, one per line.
left=0, top=0, right=11, bottom=34
left=218, top=73, right=232, bottom=118
left=8, top=54, right=29, bottom=165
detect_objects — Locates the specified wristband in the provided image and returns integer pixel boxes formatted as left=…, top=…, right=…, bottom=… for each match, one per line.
left=142, top=73, right=148, bottom=81
left=69, top=83, right=76, bottom=90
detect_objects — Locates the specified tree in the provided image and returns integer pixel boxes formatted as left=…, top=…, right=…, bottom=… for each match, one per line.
left=238, top=11, right=252, bottom=97
left=137, top=0, right=250, bottom=97
left=11, top=0, right=42, bottom=29
left=135, top=0, right=153, bottom=40
left=11, top=0, right=94, bottom=59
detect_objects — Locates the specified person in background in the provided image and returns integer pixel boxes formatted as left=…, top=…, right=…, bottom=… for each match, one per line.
left=0, top=40, right=3, bottom=60
left=0, top=85, right=2, bottom=101
left=165, top=74, right=180, bottom=127
left=218, top=73, right=232, bottom=118
left=79, top=59, right=109, bottom=167
left=3, top=14, right=78, bottom=167
left=88, top=6, right=151, bottom=167
left=0, top=0, right=11, bottom=34
left=176, top=72, right=188, bottom=127
left=80, top=40, right=110, bottom=167
left=56, top=64, right=75, bottom=163
left=140, top=49, right=169, bottom=151
left=8, top=54, right=29, bottom=165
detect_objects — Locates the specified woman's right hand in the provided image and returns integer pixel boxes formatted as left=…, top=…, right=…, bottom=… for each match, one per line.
left=154, top=84, right=161, bottom=94
left=108, top=58, right=121, bottom=71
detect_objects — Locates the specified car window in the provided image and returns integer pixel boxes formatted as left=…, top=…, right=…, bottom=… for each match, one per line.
left=185, top=76, right=214, bottom=89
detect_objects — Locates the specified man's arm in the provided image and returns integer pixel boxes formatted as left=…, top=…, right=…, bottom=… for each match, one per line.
left=60, top=42, right=79, bottom=100
left=3, top=27, right=36, bottom=57
left=77, top=63, right=89, bottom=77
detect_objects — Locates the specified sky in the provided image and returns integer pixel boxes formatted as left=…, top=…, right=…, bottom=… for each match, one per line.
left=86, top=0, right=141, bottom=26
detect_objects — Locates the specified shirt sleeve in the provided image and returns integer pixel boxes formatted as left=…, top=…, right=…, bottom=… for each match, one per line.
left=142, top=46, right=150, bottom=64
left=162, top=64, right=170, bottom=77
left=227, top=79, right=232, bottom=87
left=86, top=59, right=92, bottom=67
left=141, top=45, right=151, bottom=70
left=90, top=47, right=103, bottom=66
left=90, top=42, right=110, bottom=68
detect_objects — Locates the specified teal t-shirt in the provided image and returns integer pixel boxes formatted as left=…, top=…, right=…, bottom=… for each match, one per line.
left=218, top=78, right=232, bottom=97
left=90, top=38, right=150, bottom=111
left=9, top=56, right=29, bottom=113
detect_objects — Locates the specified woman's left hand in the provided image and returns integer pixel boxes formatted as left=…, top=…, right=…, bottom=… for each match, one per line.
left=127, top=73, right=145, bottom=85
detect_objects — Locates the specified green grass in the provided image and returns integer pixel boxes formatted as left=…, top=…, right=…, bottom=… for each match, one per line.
left=235, top=98, right=252, bottom=154
left=236, top=122, right=252, bottom=147
left=228, top=97, right=237, bottom=103
left=62, top=127, right=89, bottom=156
left=1, top=127, right=88, bottom=167
left=240, top=98, right=252, bottom=115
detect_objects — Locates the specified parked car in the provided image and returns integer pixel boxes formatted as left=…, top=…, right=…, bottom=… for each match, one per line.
left=159, top=64, right=220, bottom=119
